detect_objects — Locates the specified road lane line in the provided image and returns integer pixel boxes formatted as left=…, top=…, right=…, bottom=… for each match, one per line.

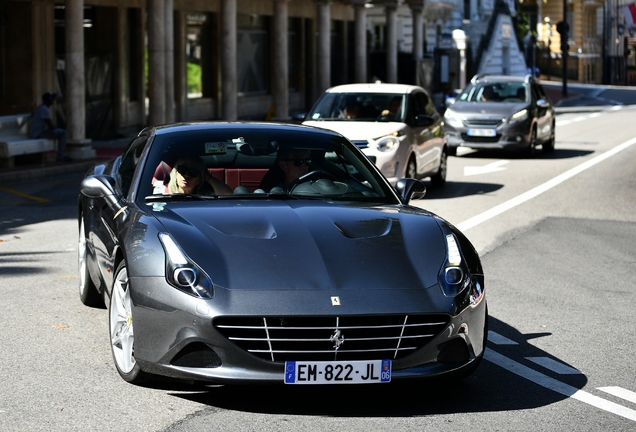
left=485, top=349, right=636, bottom=422
left=456, top=136, right=636, bottom=232
left=0, top=186, right=51, bottom=203
left=526, top=357, right=583, bottom=375
left=488, top=331, right=518, bottom=345
left=599, top=387, right=636, bottom=405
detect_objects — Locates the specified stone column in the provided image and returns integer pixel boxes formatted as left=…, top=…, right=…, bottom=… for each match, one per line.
left=115, top=7, right=127, bottom=132
left=164, top=0, right=175, bottom=123
left=316, top=1, right=331, bottom=95
left=272, top=0, right=289, bottom=121
left=221, top=0, right=237, bottom=121
left=148, top=0, right=166, bottom=126
left=65, top=0, right=94, bottom=159
left=174, top=11, right=186, bottom=121
left=408, top=1, right=425, bottom=60
left=352, top=1, right=368, bottom=83
left=385, top=2, right=398, bottom=83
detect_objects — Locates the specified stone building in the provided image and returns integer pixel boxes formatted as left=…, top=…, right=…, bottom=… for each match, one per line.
left=0, top=0, right=431, bottom=151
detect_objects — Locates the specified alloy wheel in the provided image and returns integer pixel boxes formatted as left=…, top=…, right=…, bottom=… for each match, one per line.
left=110, top=265, right=135, bottom=374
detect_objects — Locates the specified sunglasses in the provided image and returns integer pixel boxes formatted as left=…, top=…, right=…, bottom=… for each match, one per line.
left=283, top=158, right=312, bottom=167
left=176, top=165, right=201, bottom=178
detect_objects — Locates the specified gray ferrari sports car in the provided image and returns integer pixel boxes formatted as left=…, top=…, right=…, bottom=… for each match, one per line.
left=78, top=122, right=486, bottom=386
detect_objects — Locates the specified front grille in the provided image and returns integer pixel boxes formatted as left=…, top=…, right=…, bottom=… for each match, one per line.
left=461, top=133, right=500, bottom=143
left=214, top=314, right=449, bottom=363
left=463, top=118, right=504, bottom=127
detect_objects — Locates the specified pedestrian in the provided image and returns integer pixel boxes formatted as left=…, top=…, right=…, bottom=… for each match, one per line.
left=31, top=92, right=72, bottom=162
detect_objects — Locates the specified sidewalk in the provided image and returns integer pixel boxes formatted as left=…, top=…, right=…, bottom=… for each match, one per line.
left=0, top=137, right=130, bottom=184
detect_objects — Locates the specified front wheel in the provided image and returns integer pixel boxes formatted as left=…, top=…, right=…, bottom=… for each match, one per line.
left=526, top=127, right=537, bottom=157
left=109, top=261, right=147, bottom=384
left=430, top=149, right=447, bottom=188
left=405, top=157, right=417, bottom=179
left=543, top=125, right=556, bottom=153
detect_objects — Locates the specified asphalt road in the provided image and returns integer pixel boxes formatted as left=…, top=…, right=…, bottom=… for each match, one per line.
left=0, top=104, right=635, bottom=431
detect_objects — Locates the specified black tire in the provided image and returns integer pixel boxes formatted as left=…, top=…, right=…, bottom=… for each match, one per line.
left=109, top=261, right=148, bottom=384
left=447, top=146, right=457, bottom=156
left=526, top=127, right=537, bottom=157
left=405, top=157, right=417, bottom=179
left=430, top=149, right=447, bottom=188
left=78, top=215, right=103, bottom=307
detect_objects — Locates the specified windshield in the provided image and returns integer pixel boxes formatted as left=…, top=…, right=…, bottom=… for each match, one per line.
left=459, top=82, right=528, bottom=103
left=136, top=125, right=398, bottom=204
left=307, top=93, right=406, bottom=122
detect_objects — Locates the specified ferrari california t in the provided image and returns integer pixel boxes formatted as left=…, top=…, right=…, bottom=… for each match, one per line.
left=78, top=122, right=486, bottom=386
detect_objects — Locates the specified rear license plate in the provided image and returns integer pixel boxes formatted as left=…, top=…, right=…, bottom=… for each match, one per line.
left=467, top=128, right=496, bottom=137
left=284, top=360, right=391, bottom=384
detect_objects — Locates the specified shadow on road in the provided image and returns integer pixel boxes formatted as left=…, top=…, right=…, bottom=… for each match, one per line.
left=453, top=148, right=595, bottom=160
left=422, top=181, right=504, bottom=200
left=0, top=174, right=80, bottom=237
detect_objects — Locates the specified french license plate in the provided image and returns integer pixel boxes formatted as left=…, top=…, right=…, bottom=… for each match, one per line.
left=284, top=360, right=391, bottom=384
left=467, top=128, right=496, bottom=137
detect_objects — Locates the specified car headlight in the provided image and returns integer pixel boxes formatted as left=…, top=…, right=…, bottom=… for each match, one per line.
left=508, top=109, right=528, bottom=125
left=439, top=234, right=471, bottom=297
left=443, top=109, right=464, bottom=128
left=376, top=136, right=400, bottom=152
left=159, top=233, right=214, bottom=299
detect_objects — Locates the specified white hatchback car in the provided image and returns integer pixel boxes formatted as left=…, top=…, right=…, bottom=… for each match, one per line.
left=303, top=83, right=448, bottom=186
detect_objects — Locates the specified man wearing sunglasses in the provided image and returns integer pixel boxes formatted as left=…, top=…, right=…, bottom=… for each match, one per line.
left=277, top=149, right=312, bottom=190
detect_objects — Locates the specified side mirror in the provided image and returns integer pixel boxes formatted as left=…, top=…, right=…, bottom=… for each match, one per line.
left=395, top=178, right=426, bottom=203
left=537, top=99, right=550, bottom=109
left=292, top=112, right=307, bottom=123
left=415, top=115, right=435, bottom=127
left=80, top=175, right=117, bottom=197
left=80, top=175, right=126, bottom=214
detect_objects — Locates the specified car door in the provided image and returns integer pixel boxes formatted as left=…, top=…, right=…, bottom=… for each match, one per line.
left=532, top=82, right=553, bottom=142
left=410, top=91, right=441, bottom=176
left=90, top=134, right=148, bottom=294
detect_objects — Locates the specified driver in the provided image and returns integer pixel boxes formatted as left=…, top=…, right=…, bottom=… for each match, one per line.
left=276, top=148, right=312, bottom=191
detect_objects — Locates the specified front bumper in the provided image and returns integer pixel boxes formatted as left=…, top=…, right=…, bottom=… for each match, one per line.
left=128, top=276, right=487, bottom=385
left=445, top=123, right=531, bottom=151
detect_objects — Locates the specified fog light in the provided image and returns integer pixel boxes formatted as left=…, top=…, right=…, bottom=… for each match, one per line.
left=438, top=338, right=470, bottom=363
left=175, top=267, right=197, bottom=288
left=445, top=267, right=464, bottom=285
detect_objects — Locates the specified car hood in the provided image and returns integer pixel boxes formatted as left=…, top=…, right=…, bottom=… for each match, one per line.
left=303, top=120, right=403, bottom=140
left=447, top=101, right=528, bottom=117
left=152, top=201, right=446, bottom=291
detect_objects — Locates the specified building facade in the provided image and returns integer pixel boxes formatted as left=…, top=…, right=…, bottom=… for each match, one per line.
left=0, top=0, right=433, bottom=151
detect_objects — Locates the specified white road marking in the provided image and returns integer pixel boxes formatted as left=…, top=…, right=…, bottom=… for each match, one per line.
left=485, top=349, right=636, bottom=422
left=488, top=331, right=518, bottom=345
left=526, top=357, right=583, bottom=375
left=464, top=160, right=509, bottom=176
left=456, top=136, right=636, bottom=232
left=556, top=106, right=622, bottom=126
left=599, top=387, right=636, bottom=405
